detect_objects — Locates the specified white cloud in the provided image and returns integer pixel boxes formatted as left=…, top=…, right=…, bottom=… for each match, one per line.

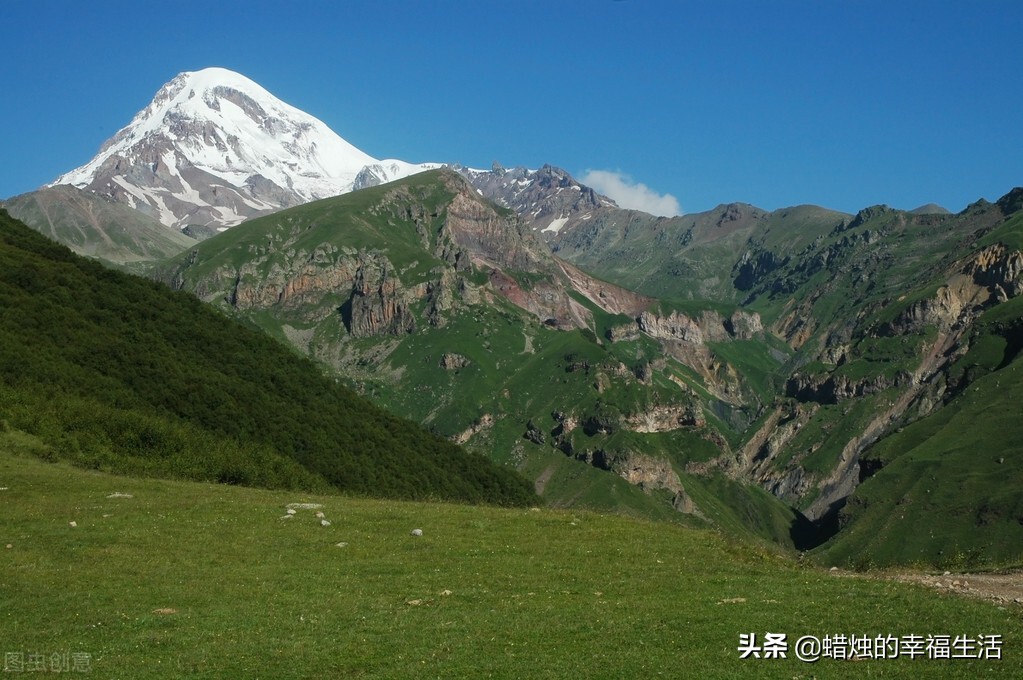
left=580, top=170, right=682, bottom=217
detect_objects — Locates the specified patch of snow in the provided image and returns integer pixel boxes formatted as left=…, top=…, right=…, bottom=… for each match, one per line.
left=543, top=217, right=569, bottom=234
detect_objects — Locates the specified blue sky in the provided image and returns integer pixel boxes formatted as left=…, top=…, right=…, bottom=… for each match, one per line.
left=2, top=0, right=1021, bottom=215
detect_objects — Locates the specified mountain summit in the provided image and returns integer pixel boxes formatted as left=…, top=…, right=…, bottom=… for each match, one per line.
left=51, top=67, right=439, bottom=229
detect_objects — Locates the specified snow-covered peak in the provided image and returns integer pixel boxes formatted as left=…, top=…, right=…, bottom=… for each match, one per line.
left=51, top=67, right=438, bottom=228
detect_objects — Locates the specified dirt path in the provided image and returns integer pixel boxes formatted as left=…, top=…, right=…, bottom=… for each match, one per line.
left=835, top=569, right=1023, bottom=606
left=888, top=571, right=1023, bottom=606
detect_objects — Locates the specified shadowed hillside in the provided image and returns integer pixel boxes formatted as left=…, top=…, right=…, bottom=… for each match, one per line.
left=0, top=208, right=536, bottom=506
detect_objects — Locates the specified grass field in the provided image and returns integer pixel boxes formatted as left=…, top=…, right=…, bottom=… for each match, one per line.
left=2, top=449, right=1021, bottom=678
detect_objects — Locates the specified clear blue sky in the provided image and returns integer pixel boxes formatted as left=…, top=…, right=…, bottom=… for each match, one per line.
left=2, top=0, right=1021, bottom=215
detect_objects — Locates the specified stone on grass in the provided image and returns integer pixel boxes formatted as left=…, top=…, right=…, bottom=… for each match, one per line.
left=320, top=519, right=331, bottom=527
left=410, top=528, right=423, bottom=537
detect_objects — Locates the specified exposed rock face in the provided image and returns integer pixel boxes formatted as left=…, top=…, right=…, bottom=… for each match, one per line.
left=625, top=404, right=704, bottom=433
left=441, top=190, right=537, bottom=271
left=456, top=164, right=617, bottom=237
left=733, top=249, right=787, bottom=291
left=638, top=311, right=705, bottom=343
left=606, top=322, right=641, bottom=342
left=440, top=353, right=470, bottom=370
left=785, top=372, right=910, bottom=405
left=453, top=414, right=494, bottom=445
left=726, top=310, right=763, bottom=339
left=636, top=309, right=738, bottom=344
left=575, top=448, right=700, bottom=515
left=967, top=244, right=1023, bottom=298
left=882, top=245, right=1023, bottom=337
left=229, top=247, right=359, bottom=316
left=345, top=262, right=416, bottom=337
left=883, top=287, right=967, bottom=335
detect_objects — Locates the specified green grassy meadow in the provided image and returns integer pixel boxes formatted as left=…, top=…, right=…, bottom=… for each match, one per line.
left=2, top=450, right=1020, bottom=679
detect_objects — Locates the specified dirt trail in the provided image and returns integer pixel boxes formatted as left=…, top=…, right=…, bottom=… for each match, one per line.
left=835, top=569, right=1023, bottom=607
left=889, top=571, right=1023, bottom=606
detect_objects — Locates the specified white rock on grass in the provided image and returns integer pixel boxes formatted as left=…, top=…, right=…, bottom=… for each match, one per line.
left=287, top=503, right=323, bottom=510
left=320, top=519, right=331, bottom=527
left=410, top=529, right=423, bottom=537
left=286, top=508, right=297, bottom=515
left=315, top=511, right=326, bottom=519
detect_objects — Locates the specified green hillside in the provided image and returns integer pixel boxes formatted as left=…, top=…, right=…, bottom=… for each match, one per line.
left=815, top=294, right=1023, bottom=569
left=2, top=450, right=1019, bottom=679
left=152, top=170, right=1023, bottom=569
left=157, top=170, right=809, bottom=547
left=0, top=208, right=535, bottom=506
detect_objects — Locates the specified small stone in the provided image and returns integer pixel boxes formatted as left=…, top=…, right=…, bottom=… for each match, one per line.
left=943, top=571, right=951, bottom=576
left=440, top=589, right=453, bottom=596
left=69, top=521, right=77, bottom=528
left=280, top=515, right=294, bottom=520
left=410, top=528, right=423, bottom=537
left=336, top=542, right=348, bottom=548
left=830, top=566, right=839, bottom=572
left=315, top=511, right=326, bottom=519
left=5, top=544, right=11, bottom=549
left=286, top=508, right=297, bottom=515
left=320, top=519, right=331, bottom=527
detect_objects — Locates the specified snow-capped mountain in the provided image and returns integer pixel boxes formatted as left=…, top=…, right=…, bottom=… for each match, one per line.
left=52, top=67, right=440, bottom=229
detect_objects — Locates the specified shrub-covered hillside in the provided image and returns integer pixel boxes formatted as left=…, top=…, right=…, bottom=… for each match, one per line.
left=0, top=209, right=536, bottom=506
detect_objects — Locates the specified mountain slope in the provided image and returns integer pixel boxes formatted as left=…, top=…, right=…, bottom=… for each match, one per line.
left=155, top=173, right=1023, bottom=568
left=50, top=67, right=439, bottom=229
left=812, top=207, right=1023, bottom=567
left=155, top=169, right=809, bottom=546
left=0, top=207, right=535, bottom=506
left=2, top=184, right=196, bottom=268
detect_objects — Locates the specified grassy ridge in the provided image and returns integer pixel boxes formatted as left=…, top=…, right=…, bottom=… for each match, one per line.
left=2, top=450, right=1020, bottom=678
left=0, top=209, right=535, bottom=506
